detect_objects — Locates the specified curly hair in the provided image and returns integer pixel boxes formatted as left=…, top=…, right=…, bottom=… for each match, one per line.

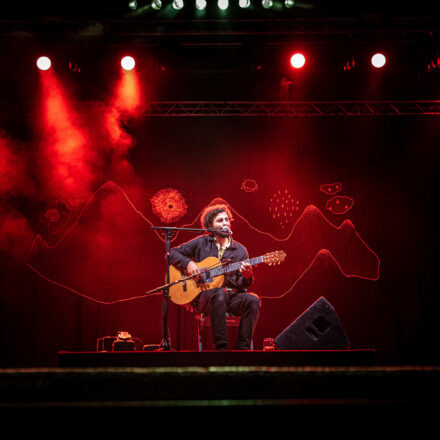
left=200, top=204, right=234, bottom=231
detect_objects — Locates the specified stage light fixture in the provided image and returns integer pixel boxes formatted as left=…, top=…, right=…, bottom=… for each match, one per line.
left=239, top=0, right=250, bottom=7
left=218, top=0, right=228, bottom=10
left=151, top=0, right=162, bottom=10
left=121, top=56, right=136, bottom=71
left=196, top=0, right=206, bottom=9
left=36, top=56, right=51, bottom=71
left=371, top=53, right=386, bottom=68
left=290, top=52, right=306, bottom=69
left=128, top=0, right=138, bottom=9
left=262, top=0, right=273, bottom=8
left=172, top=0, right=184, bottom=9
left=285, top=0, right=295, bottom=7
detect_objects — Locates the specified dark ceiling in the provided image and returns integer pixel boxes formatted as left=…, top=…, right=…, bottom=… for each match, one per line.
left=0, top=1, right=439, bottom=102
left=1, top=1, right=439, bottom=41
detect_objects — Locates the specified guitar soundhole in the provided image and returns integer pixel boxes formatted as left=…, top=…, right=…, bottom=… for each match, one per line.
left=201, top=270, right=213, bottom=283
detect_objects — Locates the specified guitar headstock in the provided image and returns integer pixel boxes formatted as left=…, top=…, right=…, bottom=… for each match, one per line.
left=262, top=250, right=287, bottom=266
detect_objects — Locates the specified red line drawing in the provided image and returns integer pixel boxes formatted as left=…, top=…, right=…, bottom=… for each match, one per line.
left=319, top=182, right=343, bottom=195
left=326, top=195, right=355, bottom=215
left=241, top=178, right=259, bottom=192
left=150, top=187, right=188, bottom=223
left=25, top=182, right=380, bottom=304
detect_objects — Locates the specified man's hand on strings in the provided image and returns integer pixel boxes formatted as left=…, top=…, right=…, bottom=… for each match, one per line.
left=240, top=261, right=253, bottom=279
left=187, top=261, right=209, bottom=290
left=187, top=261, right=200, bottom=277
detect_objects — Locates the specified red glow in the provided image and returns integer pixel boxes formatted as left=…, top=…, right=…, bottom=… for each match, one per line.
left=105, top=106, right=133, bottom=148
left=0, top=137, right=21, bottom=194
left=25, top=181, right=157, bottom=304
left=0, top=135, right=34, bottom=197
left=39, top=70, right=93, bottom=199
left=105, top=68, right=141, bottom=148
left=1, top=207, right=33, bottom=258
left=115, top=69, right=141, bottom=113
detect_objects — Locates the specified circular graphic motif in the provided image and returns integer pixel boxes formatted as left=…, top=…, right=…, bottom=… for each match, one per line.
left=150, top=188, right=188, bottom=223
left=241, top=178, right=259, bottom=192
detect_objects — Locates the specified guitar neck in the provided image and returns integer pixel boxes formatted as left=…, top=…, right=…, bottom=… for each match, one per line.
left=210, top=256, right=264, bottom=277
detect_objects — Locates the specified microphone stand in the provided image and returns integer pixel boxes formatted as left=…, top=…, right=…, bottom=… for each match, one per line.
left=146, top=226, right=212, bottom=351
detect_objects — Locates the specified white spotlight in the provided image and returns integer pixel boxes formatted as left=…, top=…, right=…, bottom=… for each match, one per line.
left=36, top=56, right=51, bottom=71
left=172, top=0, right=184, bottom=9
left=151, top=0, right=162, bottom=10
left=121, top=56, right=136, bottom=71
left=196, top=0, right=207, bottom=10
left=239, top=0, right=250, bottom=7
left=262, top=0, right=273, bottom=8
left=290, top=52, right=306, bottom=69
left=218, top=0, right=228, bottom=10
left=371, top=53, right=386, bottom=69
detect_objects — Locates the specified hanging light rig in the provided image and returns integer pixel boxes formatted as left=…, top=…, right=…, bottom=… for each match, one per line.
left=141, top=0, right=299, bottom=13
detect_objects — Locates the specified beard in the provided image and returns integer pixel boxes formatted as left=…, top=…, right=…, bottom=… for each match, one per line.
left=213, top=226, right=232, bottom=238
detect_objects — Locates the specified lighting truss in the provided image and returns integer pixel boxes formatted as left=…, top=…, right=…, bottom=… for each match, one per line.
left=143, top=101, right=440, bottom=116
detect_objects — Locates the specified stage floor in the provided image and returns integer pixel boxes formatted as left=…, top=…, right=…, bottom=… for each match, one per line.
left=1, top=349, right=440, bottom=418
left=56, top=348, right=376, bottom=367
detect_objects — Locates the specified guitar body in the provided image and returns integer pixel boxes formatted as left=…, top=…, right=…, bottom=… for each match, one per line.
left=169, top=256, right=225, bottom=305
left=167, top=250, right=286, bottom=306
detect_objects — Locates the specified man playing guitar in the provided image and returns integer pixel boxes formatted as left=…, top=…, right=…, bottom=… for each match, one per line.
left=169, top=204, right=260, bottom=351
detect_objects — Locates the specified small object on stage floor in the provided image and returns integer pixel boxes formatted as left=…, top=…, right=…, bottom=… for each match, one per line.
left=143, top=344, right=161, bottom=351
left=263, top=338, right=276, bottom=351
left=112, top=331, right=136, bottom=351
left=96, top=336, right=117, bottom=352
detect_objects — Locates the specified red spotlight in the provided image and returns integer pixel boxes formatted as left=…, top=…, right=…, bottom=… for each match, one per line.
left=114, top=68, right=141, bottom=113
left=121, top=56, right=135, bottom=71
left=36, top=56, right=52, bottom=71
left=371, top=53, right=386, bottom=69
left=290, top=52, right=306, bottom=69
left=38, top=68, right=91, bottom=199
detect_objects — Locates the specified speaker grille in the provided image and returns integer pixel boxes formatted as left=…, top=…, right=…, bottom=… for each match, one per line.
left=274, top=297, right=350, bottom=350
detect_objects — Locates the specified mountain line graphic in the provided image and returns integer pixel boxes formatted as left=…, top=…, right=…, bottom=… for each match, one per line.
left=25, top=181, right=380, bottom=304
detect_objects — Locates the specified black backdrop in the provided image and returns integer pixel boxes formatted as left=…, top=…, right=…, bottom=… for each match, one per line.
left=1, top=113, right=439, bottom=367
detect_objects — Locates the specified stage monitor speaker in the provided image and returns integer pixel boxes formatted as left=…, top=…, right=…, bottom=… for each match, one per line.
left=274, top=296, right=350, bottom=350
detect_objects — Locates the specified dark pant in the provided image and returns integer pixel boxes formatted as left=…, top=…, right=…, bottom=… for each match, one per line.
left=197, top=288, right=261, bottom=350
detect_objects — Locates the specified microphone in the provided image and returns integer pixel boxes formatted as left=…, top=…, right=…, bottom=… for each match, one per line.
left=220, top=226, right=232, bottom=235
left=208, top=226, right=233, bottom=236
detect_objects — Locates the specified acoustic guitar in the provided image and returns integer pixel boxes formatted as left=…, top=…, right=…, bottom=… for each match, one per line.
left=168, top=251, right=286, bottom=305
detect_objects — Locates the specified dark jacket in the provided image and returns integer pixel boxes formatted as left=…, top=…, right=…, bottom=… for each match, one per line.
left=169, top=234, right=253, bottom=293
